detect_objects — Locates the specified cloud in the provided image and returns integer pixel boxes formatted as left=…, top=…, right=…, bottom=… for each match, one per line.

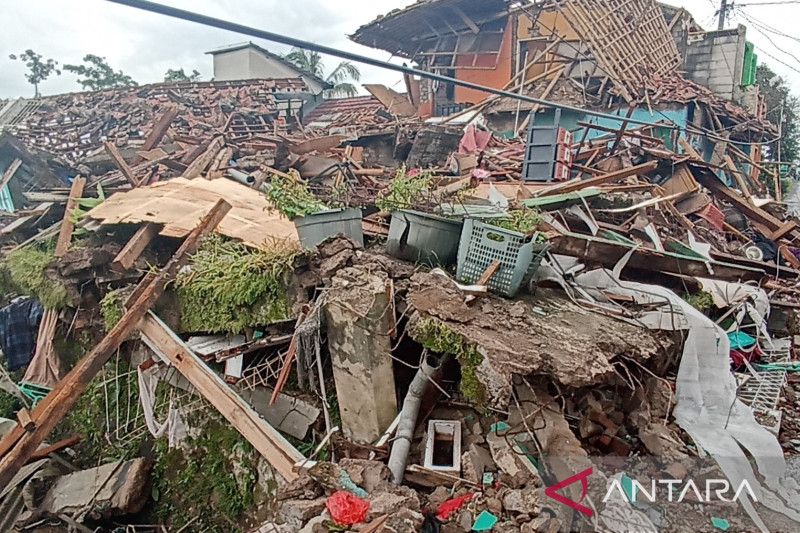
left=0, top=0, right=409, bottom=98
left=3, top=0, right=798, bottom=101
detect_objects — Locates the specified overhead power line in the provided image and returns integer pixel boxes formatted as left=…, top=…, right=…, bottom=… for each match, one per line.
left=103, top=0, right=674, bottom=129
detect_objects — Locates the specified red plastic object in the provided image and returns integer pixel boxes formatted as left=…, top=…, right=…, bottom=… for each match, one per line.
left=326, top=491, right=369, bottom=526
left=436, top=493, right=476, bottom=521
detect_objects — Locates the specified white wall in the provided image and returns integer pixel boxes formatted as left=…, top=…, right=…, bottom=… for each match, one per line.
left=212, top=47, right=326, bottom=95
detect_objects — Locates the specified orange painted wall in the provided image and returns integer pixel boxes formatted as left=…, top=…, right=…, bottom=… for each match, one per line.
left=453, top=17, right=514, bottom=104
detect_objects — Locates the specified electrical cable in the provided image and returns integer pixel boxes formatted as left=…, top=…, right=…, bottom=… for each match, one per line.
left=104, top=0, right=673, bottom=129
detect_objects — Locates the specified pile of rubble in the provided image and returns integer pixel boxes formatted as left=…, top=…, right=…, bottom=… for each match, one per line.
left=0, top=0, right=798, bottom=532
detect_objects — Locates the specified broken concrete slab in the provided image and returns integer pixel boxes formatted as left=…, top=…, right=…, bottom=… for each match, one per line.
left=407, top=274, right=672, bottom=405
left=238, top=386, right=321, bottom=440
left=279, top=497, right=327, bottom=530
left=37, top=458, right=151, bottom=521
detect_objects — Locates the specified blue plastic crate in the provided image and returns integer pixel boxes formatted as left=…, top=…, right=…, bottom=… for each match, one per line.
left=456, top=219, right=549, bottom=297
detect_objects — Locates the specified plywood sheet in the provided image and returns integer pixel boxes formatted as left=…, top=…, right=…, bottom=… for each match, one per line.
left=87, top=178, right=298, bottom=249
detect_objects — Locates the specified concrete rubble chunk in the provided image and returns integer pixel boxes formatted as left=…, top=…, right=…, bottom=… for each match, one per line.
left=383, top=508, right=425, bottom=533
left=502, top=487, right=544, bottom=515
left=37, top=458, right=151, bottom=521
left=339, top=458, right=392, bottom=492
left=279, top=497, right=327, bottom=530
left=239, top=386, right=321, bottom=440
left=367, top=486, right=420, bottom=521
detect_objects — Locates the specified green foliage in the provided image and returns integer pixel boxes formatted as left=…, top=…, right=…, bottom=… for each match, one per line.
left=164, top=68, right=202, bottom=83
left=684, top=291, right=715, bottom=314
left=5, top=244, right=68, bottom=309
left=0, top=390, right=22, bottom=420
left=9, top=49, right=61, bottom=97
left=63, top=54, right=137, bottom=91
left=376, top=168, right=433, bottom=212
left=265, top=172, right=327, bottom=220
left=757, top=64, right=799, bottom=168
left=410, top=317, right=487, bottom=406
left=284, top=48, right=361, bottom=98
left=491, top=208, right=543, bottom=234
left=100, top=287, right=130, bottom=331
left=175, top=236, right=299, bottom=334
left=153, top=416, right=260, bottom=531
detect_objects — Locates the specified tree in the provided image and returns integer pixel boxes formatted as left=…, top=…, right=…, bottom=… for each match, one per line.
left=63, top=55, right=137, bottom=91
left=756, top=64, right=800, bottom=170
left=284, top=49, right=361, bottom=98
left=8, top=50, right=61, bottom=97
left=164, top=68, right=202, bottom=83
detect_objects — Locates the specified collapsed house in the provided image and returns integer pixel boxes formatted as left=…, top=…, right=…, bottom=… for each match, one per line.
left=0, top=0, right=798, bottom=532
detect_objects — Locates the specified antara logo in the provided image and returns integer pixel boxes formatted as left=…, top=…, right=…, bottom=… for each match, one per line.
left=544, top=468, right=595, bottom=517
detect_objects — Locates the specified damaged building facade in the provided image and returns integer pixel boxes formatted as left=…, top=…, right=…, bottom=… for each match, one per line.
left=0, top=0, right=798, bottom=532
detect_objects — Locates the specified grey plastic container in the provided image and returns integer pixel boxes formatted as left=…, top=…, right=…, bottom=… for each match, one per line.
left=456, top=218, right=549, bottom=297
left=294, top=208, right=364, bottom=250
left=387, top=210, right=464, bottom=267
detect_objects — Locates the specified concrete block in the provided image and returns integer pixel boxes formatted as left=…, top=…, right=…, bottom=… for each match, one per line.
left=325, top=267, right=397, bottom=444
left=38, top=459, right=151, bottom=520
left=238, top=386, right=320, bottom=440
left=279, top=497, right=326, bottom=530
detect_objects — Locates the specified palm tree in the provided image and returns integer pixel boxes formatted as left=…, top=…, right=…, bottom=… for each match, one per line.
left=284, top=49, right=361, bottom=98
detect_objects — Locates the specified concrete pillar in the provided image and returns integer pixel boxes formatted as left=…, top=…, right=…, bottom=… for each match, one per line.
left=324, top=266, right=397, bottom=444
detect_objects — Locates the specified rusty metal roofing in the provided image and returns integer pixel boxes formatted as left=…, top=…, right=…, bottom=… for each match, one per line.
left=350, top=0, right=508, bottom=58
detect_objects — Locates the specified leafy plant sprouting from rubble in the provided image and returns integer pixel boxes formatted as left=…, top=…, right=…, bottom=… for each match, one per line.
left=491, top=207, right=543, bottom=235
left=174, top=235, right=300, bottom=334
left=410, top=316, right=488, bottom=407
left=376, top=167, right=434, bottom=212
left=265, top=170, right=328, bottom=220
left=4, top=242, right=68, bottom=309
left=100, top=286, right=135, bottom=331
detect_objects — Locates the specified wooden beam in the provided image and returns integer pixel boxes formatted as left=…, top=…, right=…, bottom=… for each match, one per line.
left=0, top=159, right=23, bottom=192
left=15, top=408, right=34, bottom=432
left=113, top=223, right=161, bottom=271
left=103, top=142, right=139, bottom=188
left=0, top=199, right=231, bottom=489
left=540, top=161, right=658, bottom=196
left=451, top=5, right=480, bottom=33
left=184, top=136, right=225, bottom=179
left=27, top=435, right=81, bottom=463
left=141, top=106, right=178, bottom=153
left=54, top=176, right=87, bottom=258
left=138, top=311, right=303, bottom=480
left=477, top=260, right=502, bottom=286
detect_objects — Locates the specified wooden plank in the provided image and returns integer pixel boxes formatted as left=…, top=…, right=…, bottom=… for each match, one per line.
left=138, top=311, right=303, bottom=480
left=26, top=436, right=80, bottom=463
left=769, top=221, right=799, bottom=242
left=0, top=199, right=231, bottom=489
left=184, top=136, right=225, bottom=179
left=141, top=106, right=178, bottom=153
left=477, top=260, right=502, bottom=286
left=0, top=159, right=23, bottom=192
left=54, top=176, right=87, bottom=258
left=112, top=223, right=161, bottom=271
left=540, top=161, right=658, bottom=196
left=104, top=142, right=139, bottom=188
left=15, top=409, right=34, bottom=432
left=451, top=5, right=480, bottom=33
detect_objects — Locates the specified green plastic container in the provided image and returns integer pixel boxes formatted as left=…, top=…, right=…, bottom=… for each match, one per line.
left=294, top=208, right=363, bottom=250
left=386, top=210, right=463, bottom=267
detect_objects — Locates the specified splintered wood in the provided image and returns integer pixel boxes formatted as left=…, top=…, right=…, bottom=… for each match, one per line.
left=561, top=0, right=681, bottom=100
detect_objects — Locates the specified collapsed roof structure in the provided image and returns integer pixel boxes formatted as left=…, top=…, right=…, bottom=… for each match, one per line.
left=0, top=0, right=798, bottom=531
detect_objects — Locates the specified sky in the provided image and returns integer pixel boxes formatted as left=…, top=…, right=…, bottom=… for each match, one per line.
left=1, top=0, right=800, bottom=99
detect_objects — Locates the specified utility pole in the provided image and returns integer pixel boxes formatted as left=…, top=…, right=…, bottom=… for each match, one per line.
left=718, top=0, right=729, bottom=30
